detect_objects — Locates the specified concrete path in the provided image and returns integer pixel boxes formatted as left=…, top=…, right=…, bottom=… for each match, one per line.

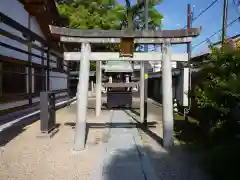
left=94, top=110, right=158, bottom=180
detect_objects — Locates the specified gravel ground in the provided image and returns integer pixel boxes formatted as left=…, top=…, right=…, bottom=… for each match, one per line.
left=0, top=96, right=210, bottom=180
left=0, top=100, right=112, bottom=180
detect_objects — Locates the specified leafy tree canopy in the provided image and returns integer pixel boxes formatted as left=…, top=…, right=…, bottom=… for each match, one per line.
left=56, top=0, right=163, bottom=70
left=57, top=0, right=163, bottom=30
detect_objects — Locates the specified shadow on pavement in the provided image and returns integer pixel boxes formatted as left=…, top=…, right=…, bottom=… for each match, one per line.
left=124, top=110, right=164, bottom=146
left=100, top=145, right=210, bottom=180
left=0, top=106, right=39, bottom=126
left=64, top=122, right=157, bottom=129
left=129, top=108, right=140, bottom=116
left=64, top=121, right=158, bottom=145
left=0, top=114, right=40, bottom=146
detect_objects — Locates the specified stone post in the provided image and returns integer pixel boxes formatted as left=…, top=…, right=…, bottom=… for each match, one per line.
left=109, top=76, right=112, bottom=83
left=140, top=61, right=145, bottom=123
left=74, top=42, right=91, bottom=151
left=125, top=75, right=129, bottom=83
left=162, top=42, right=173, bottom=147
left=91, top=80, right=94, bottom=93
left=96, top=61, right=102, bottom=116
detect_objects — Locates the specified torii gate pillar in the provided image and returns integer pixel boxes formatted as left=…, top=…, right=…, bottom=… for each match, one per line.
left=74, top=42, right=91, bottom=151
left=96, top=61, right=102, bottom=116
left=162, top=42, right=174, bottom=147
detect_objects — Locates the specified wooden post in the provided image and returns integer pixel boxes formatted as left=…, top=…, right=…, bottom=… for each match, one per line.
left=74, top=42, right=91, bottom=151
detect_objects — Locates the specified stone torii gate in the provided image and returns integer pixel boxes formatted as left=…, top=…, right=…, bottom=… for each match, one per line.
left=49, top=26, right=201, bottom=150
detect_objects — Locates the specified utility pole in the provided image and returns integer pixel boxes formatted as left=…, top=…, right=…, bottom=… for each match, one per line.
left=187, top=4, right=192, bottom=61
left=222, top=0, right=228, bottom=45
left=184, top=4, right=192, bottom=117
left=143, top=0, right=149, bottom=125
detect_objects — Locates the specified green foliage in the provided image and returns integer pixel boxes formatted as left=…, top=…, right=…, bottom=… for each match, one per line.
left=57, top=0, right=163, bottom=70
left=192, top=46, right=240, bottom=143
left=190, top=44, right=240, bottom=180
left=90, top=61, right=96, bottom=71
left=196, top=46, right=240, bottom=107
left=57, top=0, right=124, bottom=30
left=57, top=0, right=126, bottom=70
left=122, top=0, right=163, bottom=30
left=57, top=0, right=163, bottom=30
left=194, top=45, right=240, bottom=115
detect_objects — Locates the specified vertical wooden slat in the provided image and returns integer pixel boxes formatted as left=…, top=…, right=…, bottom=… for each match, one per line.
left=0, top=61, right=2, bottom=97
left=26, top=67, right=29, bottom=94
left=41, top=45, right=46, bottom=90
left=28, top=15, right=32, bottom=104
left=32, top=68, right=35, bottom=94
left=47, top=47, right=50, bottom=91
left=28, top=39, right=32, bottom=104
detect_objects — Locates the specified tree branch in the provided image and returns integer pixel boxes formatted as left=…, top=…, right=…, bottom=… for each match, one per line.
left=131, top=0, right=145, bottom=14
left=125, top=0, right=131, bottom=8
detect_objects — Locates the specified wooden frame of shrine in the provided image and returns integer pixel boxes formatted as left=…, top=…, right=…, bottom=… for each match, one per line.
left=49, top=25, right=201, bottom=150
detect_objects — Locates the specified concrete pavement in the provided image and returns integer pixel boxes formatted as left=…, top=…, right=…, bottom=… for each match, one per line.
left=93, top=110, right=158, bottom=180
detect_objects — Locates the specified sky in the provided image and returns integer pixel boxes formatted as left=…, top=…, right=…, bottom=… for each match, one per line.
left=117, top=0, right=240, bottom=56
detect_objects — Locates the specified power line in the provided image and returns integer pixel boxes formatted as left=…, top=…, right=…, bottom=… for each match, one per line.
left=233, top=0, right=240, bottom=6
left=233, top=0, right=240, bottom=16
left=192, top=15, right=240, bottom=49
left=193, top=0, right=220, bottom=22
left=182, top=0, right=219, bottom=29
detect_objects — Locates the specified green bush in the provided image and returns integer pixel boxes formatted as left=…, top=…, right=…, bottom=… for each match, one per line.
left=191, top=44, right=240, bottom=179
left=193, top=45, right=240, bottom=137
